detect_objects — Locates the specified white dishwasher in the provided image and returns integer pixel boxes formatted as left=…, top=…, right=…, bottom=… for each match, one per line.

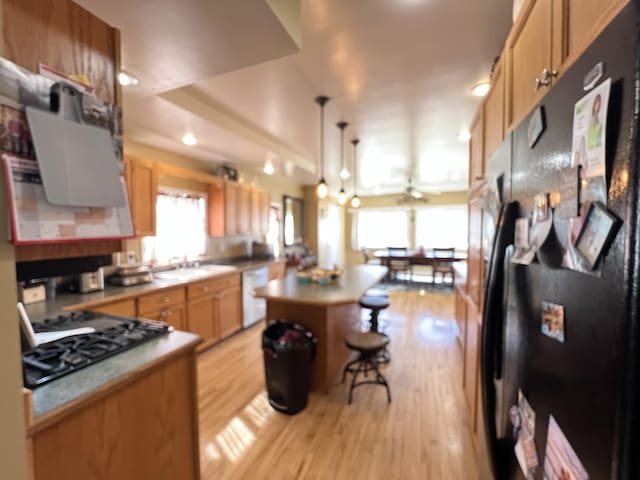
left=242, top=267, right=269, bottom=328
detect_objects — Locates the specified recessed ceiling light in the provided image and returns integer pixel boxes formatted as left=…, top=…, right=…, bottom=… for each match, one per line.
left=471, top=81, right=490, bottom=97
left=117, top=70, right=139, bottom=87
left=457, top=129, right=471, bottom=142
left=181, top=133, right=197, bottom=146
left=263, top=159, right=274, bottom=175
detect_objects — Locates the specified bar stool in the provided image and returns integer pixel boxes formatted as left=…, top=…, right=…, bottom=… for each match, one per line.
left=342, top=332, right=392, bottom=404
left=359, top=295, right=390, bottom=333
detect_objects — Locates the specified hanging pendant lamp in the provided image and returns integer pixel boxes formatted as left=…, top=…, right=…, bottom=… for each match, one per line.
left=350, top=138, right=361, bottom=208
left=315, top=96, right=330, bottom=199
left=337, top=121, right=349, bottom=205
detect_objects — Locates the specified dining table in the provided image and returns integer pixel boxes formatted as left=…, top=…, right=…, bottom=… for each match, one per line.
left=373, top=249, right=467, bottom=282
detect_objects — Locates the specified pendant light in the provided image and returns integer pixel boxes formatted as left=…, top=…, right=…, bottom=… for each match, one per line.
left=315, top=95, right=330, bottom=199
left=337, top=120, right=349, bottom=205
left=350, top=138, right=361, bottom=208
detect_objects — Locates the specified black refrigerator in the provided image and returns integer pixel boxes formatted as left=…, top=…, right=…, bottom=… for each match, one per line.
left=480, top=3, right=640, bottom=479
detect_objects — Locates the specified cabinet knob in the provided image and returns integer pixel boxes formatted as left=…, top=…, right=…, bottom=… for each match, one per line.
left=534, top=68, right=558, bottom=91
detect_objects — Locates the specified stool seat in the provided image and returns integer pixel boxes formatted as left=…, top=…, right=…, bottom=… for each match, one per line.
left=359, top=296, right=390, bottom=311
left=345, top=332, right=389, bottom=352
left=342, top=332, right=391, bottom=404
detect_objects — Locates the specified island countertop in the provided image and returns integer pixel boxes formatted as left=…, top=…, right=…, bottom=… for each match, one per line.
left=253, top=265, right=387, bottom=306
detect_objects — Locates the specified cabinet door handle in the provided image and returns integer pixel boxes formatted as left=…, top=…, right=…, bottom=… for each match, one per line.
left=534, top=68, right=558, bottom=91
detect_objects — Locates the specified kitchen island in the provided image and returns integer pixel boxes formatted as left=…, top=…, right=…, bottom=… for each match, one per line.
left=254, top=265, right=387, bottom=392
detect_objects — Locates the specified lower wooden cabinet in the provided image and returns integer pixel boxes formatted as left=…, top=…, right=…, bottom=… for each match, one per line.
left=28, top=350, right=200, bottom=480
left=137, top=287, right=187, bottom=331
left=187, top=295, right=218, bottom=343
left=141, top=303, right=187, bottom=332
left=463, top=307, right=481, bottom=432
left=217, top=285, right=242, bottom=339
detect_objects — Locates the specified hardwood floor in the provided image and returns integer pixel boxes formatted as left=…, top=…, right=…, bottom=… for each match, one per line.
left=197, top=290, right=487, bottom=479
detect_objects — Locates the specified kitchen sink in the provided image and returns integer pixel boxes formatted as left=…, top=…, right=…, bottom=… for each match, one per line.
left=153, top=264, right=237, bottom=281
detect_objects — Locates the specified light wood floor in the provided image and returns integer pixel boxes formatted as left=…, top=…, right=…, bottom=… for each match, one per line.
left=197, top=290, right=486, bottom=479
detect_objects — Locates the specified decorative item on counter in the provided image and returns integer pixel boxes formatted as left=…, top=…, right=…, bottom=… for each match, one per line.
left=296, top=271, right=312, bottom=284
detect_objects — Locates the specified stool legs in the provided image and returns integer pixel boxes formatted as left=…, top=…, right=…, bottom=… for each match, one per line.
left=342, top=352, right=391, bottom=404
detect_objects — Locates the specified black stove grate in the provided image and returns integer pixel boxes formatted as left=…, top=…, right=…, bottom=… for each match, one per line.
left=23, top=311, right=170, bottom=388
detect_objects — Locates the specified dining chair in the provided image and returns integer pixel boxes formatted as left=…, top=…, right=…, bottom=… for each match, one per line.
left=361, top=247, right=380, bottom=265
left=432, top=247, right=456, bottom=284
left=387, top=246, right=412, bottom=283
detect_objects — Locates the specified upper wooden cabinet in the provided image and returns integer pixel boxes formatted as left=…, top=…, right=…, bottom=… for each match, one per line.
left=125, top=156, right=157, bottom=237
left=209, top=181, right=270, bottom=237
left=469, top=110, right=484, bottom=188
left=250, top=188, right=262, bottom=235
left=260, top=191, right=270, bottom=235
left=237, top=185, right=251, bottom=235
left=483, top=57, right=505, bottom=162
left=506, top=0, right=625, bottom=129
left=507, top=0, right=555, bottom=129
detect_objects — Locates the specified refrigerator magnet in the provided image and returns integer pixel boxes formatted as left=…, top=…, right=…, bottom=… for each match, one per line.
left=541, top=301, right=565, bottom=343
left=543, top=415, right=588, bottom=480
left=571, top=77, right=611, bottom=179
left=527, top=106, right=545, bottom=148
left=574, top=201, right=620, bottom=269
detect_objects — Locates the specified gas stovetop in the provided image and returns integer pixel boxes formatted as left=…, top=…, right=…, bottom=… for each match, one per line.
left=23, top=311, right=171, bottom=389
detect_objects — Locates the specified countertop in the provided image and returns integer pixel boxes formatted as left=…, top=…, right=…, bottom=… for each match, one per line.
left=22, top=257, right=282, bottom=429
left=29, top=330, right=200, bottom=427
left=25, top=257, right=283, bottom=323
left=253, top=265, right=388, bottom=306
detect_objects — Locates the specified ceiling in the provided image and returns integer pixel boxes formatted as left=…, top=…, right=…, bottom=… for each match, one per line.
left=75, top=0, right=513, bottom=196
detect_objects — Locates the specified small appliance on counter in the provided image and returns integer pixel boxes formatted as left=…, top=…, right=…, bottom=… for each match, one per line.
left=18, top=281, right=46, bottom=304
left=108, top=264, right=153, bottom=287
left=68, top=268, right=104, bottom=294
left=252, top=241, right=274, bottom=259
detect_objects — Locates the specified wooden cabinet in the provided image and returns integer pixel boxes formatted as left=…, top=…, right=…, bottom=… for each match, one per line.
left=260, top=191, right=271, bottom=235
left=137, top=287, right=187, bottom=331
left=268, top=260, right=286, bottom=281
left=454, top=288, right=468, bottom=349
left=469, top=109, right=484, bottom=188
left=187, top=295, right=217, bottom=344
left=224, top=182, right=239, bottom=236
left=125, top=156, right=157, bottom=237
left=483, top=57, right=506, bottom=162
left=565, top=0, right=620, bottom=61
left=217, top=285, right=242, bottom=339
left=237, top=185, right=251, bottom=235
left=207, top=180, right=225, bottom=237
left=505, top=0, right=625, bottom=129
left=250, top=188, right=262, bottom=235
left=467, top=204, right=484, bottom=310
left=28, top=350, right=200, bottom=480
left=507, top=0, right=555, bottom=128
left=463, top=308, right=481, bottom=432
left=87, top=299, right=135, bottom=317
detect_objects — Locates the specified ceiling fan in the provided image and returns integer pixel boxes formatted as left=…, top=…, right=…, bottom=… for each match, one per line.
left=398, top=177, right=427, bottom=204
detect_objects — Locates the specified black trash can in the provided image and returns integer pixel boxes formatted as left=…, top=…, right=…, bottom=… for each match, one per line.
left=262, top=320, right=316, bottom=415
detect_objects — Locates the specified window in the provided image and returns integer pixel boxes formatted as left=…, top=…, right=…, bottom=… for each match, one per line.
left=414, top=205, right=468, bottom=251
left=142, top=190, right=208, bottom=264
left=355, top=209, right=409, bottom=249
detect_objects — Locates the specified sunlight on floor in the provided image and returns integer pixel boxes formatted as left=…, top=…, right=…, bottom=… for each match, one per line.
left=216, top=417, right=256, bottom=463
left=244, top=391, right=274, bottom=429
left=204, top=392, right=275, bottom=466
left=416, top=316, right=459, bottom=344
